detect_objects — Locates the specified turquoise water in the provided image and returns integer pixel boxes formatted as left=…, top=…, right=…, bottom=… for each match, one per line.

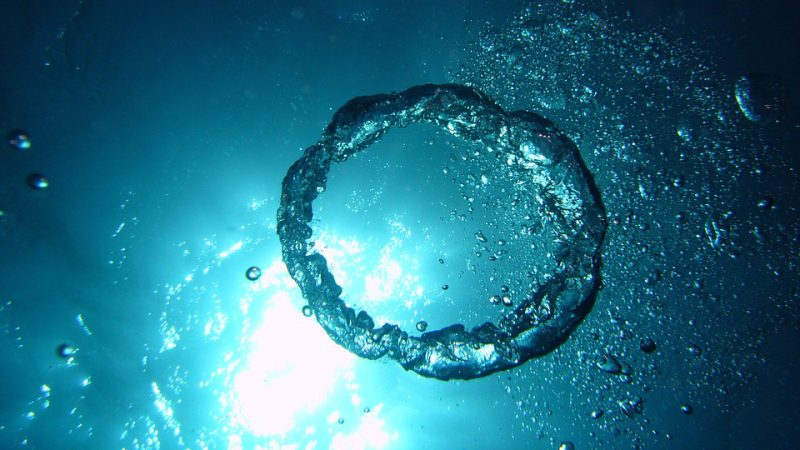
left=1, top=1, right=798, bottom=449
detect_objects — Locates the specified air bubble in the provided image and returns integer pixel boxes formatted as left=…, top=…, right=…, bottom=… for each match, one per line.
left=302, top=305, right=313, bottom=317
left=597, top=354, right=622, bottom=373
left=416, top=321, right=428, bottom=332
left=56, top=343, right=76, bottom=358
left=7, top=129, right=31, bottom=150
left=680, top=404, right=693, bottom=415
left=619, top=396, right=644, bottom=418
left=245, top=266, right=262, bottom=281
left=644, top=270, right=662, bottom=285
left=757, top=196, right=774, bottom=209
left=639, top=338, right=657, bottom=354
left=277, top=84, right=606, bottom=380
left=734, top=73, right=787, bottom=122
left=27, top=174, right=49, bottom=190
left=676, top=126, right=692, bottom=142
left=558, top=442, right=575, bottom=450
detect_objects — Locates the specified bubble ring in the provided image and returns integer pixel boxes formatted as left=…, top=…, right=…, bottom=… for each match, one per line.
left=277, top=84, right=606, bottom=380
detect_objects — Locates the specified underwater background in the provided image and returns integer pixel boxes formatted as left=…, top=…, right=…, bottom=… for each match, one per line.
left=1, top=0, right=798, bottom=449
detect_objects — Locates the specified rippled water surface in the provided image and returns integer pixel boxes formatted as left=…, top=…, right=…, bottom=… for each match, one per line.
left=1, top=1, right=798, bottom=449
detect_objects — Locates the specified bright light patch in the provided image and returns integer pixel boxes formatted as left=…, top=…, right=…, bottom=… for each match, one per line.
left=314, top=227, right=425, bottom=307
left=363, top=243, right=421, bottom=304
left=330, top=404, right=395, bottom=450
left=151, top=382, right=182, bottom=439
left=363, top=259, right=402, bottom=302
left=314, top=233, right=365, bottom=291
left=230, top=291, right=355, bottom=436
left=160, top=325, right=179, bottom=352
left=219, top=240, right=244, bottom=259
left=203, top=312, right=228, bottom=338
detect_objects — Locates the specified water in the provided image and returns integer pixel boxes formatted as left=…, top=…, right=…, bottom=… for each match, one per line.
left=1, top=1, right=798, bottom=449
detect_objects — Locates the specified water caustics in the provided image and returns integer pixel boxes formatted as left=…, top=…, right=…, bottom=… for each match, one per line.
left=277, top=84, right=607, bottom=380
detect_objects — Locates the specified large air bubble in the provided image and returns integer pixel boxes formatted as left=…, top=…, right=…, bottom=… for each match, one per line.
left=734, top=73, right=788, bottom=123
left=277, top=84, right=606, bottom=380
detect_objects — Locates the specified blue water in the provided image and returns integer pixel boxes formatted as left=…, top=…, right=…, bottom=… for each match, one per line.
left=1, top=1, right=798, bottom=449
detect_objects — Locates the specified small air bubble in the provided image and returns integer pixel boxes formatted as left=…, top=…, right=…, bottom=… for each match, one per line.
left=676, top=126, right=692, bottom=142
left=7, top=129, right=32, bottom=150
left=757, top=196, right=774, bottom=209
left=640, top=338, right=657, bottom=354
left=246, top=266, right=262, bottom=281
left=597, top=354, right=622, bottom=373
left=56, top=343, right=76, bottom=358
left=27, top=174, right=49, bottom=190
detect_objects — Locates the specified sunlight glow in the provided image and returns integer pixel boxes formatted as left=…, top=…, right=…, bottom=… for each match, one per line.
left=315, top=228, right=423, bottom=308
left=362, top=235, right=424, bottom=307
left=314, top=234, right=365, bottom=291
left=229, top=291, right=355, bottom=436
left=330, top=404, right=395, bottom=450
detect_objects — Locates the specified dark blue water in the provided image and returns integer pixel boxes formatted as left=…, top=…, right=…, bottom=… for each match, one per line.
left=1, top=1, right=798, bottom=449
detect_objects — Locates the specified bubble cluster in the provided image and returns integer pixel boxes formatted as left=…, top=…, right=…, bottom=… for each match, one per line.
left=451, top=2, right=798, bottom=446
left=277, top=83, right=606, bottom=380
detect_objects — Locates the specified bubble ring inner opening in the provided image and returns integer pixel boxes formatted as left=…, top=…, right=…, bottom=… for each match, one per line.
left=277, top=83, right=606, bottom=380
